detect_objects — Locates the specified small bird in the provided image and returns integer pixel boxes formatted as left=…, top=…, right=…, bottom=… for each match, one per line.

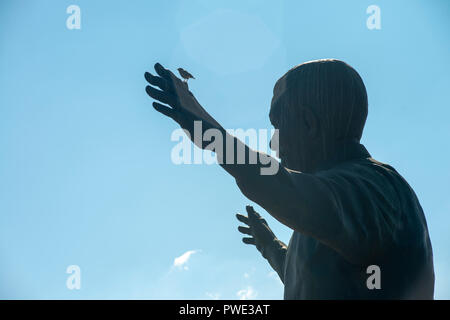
left=177, top=68, right=195, bottom=83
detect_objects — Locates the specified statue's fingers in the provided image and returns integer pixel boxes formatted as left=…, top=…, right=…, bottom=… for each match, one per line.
left=236, top=213, right=250, bottom=225
left=154, top=63, right=179, bottom=83
left=246, top=206, right=268, bottom=226
left=238, top=226, right=252, bottom=236
left=146, top=85, right=176, bottom=106
left=154, top=62, right=169, bottom=78
left=152, top=102, right=180, bottom=122
left=145, top=72, right=170, bottom=92
left=242, top=237, right=256, bottom=245
left=246, top=205, right=262, bottom=220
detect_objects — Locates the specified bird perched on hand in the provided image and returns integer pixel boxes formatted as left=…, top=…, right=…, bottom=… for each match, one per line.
left=177, top=68, right=195, bottom=83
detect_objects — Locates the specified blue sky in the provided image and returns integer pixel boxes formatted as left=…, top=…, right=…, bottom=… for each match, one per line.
left=0, top=0, right=449, bottom=299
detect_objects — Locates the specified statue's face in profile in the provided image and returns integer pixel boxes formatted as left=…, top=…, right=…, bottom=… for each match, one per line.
left=269, top=78, right=287, bottom=161
left=269, top=80, right=321, bottom=173
left=269, top=90, right=304, bottom=171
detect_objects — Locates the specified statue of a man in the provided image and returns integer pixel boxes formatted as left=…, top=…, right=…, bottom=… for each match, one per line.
left=145, top=59, right=434, bottom=299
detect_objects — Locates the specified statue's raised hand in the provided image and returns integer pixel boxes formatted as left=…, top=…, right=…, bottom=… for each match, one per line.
left=145, top=63, right=222, bottom=144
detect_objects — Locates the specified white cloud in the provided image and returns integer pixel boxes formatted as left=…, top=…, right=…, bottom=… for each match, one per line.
left=243, top=267, right=256, bottom=279
left=206, top=292, right=221, bottom=300
left=236, top=286, right=258, bottom=300
left=173, top=250, right=200, bottom=270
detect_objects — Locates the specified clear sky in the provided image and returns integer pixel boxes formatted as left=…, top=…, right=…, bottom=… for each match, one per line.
left=0, top=0, right=449, bottom=299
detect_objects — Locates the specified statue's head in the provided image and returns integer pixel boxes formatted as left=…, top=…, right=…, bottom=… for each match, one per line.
left=269, top=59, right=368, bottom=173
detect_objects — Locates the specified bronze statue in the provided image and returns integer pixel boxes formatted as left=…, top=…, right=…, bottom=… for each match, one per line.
left=145, top=59, right=434, bottom=299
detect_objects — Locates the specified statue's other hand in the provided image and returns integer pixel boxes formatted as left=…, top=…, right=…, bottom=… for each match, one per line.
left=236, top=205, right=277, bottom=257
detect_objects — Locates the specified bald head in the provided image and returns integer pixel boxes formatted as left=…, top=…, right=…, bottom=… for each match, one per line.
left=270, top=59, right=368, bottom=142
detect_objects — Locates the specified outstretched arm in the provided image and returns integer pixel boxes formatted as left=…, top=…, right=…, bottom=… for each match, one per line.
left=144, top=63, right=276, bottom=177
left=236, top=206, right=287, bottom=283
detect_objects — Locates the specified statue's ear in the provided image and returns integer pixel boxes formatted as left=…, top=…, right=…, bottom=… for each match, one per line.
left=300, top=107, right=319, bottom=139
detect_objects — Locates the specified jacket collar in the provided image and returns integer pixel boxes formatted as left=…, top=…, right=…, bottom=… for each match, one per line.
left=315, top=139, right=371, bottom=172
